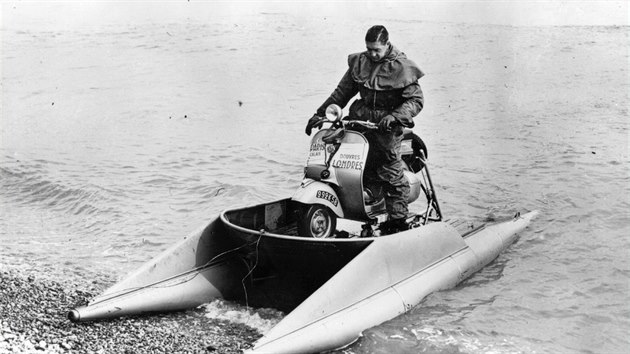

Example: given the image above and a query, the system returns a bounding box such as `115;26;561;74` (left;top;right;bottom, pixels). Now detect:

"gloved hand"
305;114;324;136
379;115;398;132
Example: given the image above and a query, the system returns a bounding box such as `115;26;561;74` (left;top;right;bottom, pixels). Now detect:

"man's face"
365;41;389;62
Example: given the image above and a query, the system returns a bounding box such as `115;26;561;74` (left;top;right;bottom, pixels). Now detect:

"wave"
0;164;115;217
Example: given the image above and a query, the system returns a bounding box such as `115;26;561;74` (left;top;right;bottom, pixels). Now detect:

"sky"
1;0;628;30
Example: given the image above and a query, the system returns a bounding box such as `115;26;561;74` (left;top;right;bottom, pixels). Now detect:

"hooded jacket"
316;44;424;128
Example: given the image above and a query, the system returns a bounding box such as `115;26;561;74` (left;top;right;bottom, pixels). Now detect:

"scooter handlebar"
344;120;378;130
316;118;377;131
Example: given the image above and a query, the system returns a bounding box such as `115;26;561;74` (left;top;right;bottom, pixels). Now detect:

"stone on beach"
0;267;260;353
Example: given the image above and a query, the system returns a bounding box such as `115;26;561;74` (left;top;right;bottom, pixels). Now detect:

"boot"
379;218;409;235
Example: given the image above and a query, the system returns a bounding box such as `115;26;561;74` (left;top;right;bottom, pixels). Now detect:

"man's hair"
365;25;389;44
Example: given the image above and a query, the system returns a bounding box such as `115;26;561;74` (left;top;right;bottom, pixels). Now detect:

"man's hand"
379;115;398;132
305;114;324;136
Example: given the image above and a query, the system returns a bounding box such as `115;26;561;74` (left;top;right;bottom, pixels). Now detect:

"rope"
241;233;262;309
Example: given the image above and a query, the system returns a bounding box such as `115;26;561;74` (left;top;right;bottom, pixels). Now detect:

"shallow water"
1;12;628;354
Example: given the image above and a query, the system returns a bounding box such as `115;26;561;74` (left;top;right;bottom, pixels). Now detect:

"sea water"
1;10;628;354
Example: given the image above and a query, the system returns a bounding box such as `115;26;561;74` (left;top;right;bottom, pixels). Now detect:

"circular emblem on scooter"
326;145;336;154
320;169;330;179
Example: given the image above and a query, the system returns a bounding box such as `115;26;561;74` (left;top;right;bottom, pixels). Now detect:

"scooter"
292;104;442;238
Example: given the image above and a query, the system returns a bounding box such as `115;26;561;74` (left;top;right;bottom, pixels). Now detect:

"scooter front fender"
291;179;344;218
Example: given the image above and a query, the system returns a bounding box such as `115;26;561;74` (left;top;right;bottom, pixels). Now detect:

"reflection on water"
1;14;628;354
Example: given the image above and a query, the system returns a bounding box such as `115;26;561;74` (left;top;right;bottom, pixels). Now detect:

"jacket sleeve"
389;82;423;128
316;68;359;117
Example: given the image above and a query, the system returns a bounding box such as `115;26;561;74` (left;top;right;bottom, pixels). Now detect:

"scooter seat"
401;131;428;173
402;130;428;159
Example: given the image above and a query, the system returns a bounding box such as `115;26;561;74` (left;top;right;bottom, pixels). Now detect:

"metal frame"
414;151;443;225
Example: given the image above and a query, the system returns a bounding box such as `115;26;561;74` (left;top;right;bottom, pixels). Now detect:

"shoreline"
0;265;260;353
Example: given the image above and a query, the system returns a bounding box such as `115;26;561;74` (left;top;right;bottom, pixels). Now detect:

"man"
305;25;424;234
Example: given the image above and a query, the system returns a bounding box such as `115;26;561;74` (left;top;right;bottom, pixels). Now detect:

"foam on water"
364;326;533;354
200;299;284;335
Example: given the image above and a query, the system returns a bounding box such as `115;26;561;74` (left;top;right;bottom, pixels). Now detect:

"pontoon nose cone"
67;309;81;322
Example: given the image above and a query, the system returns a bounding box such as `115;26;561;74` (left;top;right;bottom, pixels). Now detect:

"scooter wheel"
297;204;337;238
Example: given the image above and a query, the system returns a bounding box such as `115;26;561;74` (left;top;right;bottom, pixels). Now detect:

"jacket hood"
348;44;424;90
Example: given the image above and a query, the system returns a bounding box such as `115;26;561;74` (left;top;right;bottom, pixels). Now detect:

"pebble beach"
0;266;260;354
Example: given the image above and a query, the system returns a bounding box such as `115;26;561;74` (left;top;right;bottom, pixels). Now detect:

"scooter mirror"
325;104;343;122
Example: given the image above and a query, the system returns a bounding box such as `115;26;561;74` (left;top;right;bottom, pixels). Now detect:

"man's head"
365;25;390;62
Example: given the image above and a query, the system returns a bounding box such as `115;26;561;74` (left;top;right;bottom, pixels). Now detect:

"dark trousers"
349;99;410;220
364;129;410;220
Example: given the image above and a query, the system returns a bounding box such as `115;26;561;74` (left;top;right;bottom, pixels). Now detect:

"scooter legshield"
291;179;345;218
